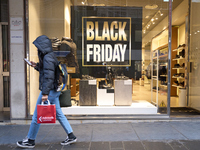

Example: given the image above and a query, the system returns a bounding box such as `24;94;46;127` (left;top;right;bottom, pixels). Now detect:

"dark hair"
38;50;44;70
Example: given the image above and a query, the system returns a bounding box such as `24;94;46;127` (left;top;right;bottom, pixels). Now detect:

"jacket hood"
33;35;53;54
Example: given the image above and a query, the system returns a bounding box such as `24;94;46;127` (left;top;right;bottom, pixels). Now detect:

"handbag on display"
59;89;72;107
37;100;56;124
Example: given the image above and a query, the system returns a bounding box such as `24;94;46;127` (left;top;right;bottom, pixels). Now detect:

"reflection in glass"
3;76;10;107
2;25;9;72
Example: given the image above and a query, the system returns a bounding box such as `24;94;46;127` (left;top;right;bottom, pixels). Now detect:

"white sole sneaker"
17;141;35;149
61;138;77;146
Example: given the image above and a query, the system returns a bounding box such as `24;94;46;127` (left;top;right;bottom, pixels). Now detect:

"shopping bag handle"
41;100;50;105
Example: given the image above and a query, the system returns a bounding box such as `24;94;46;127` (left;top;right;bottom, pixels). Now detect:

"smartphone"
23;58;32;65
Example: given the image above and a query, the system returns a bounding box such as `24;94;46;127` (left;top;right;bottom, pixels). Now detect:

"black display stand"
79;80;97;106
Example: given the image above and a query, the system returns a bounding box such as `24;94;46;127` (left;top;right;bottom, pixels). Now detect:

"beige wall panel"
29;0;44;114
43;0;65;39
29;0;66;114
179;23;185;45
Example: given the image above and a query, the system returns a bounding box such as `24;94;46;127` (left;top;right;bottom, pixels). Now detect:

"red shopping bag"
37;100;56;124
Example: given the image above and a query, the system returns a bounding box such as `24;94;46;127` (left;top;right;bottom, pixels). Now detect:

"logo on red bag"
38;116;54;122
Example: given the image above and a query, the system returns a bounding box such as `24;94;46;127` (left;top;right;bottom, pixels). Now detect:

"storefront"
2;0;200;120
27;0;176;117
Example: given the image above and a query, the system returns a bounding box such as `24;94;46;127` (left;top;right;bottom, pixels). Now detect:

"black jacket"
33;35;59;95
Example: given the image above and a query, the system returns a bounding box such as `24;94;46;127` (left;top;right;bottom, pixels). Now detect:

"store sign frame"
82;17;131;67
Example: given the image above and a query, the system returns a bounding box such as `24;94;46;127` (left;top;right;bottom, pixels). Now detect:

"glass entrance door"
0;23;10;111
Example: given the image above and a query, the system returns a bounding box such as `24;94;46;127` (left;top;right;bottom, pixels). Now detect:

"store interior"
28;0;191;115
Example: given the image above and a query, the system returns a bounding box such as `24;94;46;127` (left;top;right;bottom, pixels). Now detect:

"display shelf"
172;67;184;69
160;64;167;66
151;27;179;97
172;42;186;92
172;57;185;61
160;75;167;77
153;54;167;60
76;91;79;96
152;89;159;92
172;85;184;88
172;47;184;52
160;84;167;87
159;54;168;58
172;76;184;79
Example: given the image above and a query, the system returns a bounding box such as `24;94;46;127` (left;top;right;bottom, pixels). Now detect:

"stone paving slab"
90;142;110;150
37;125;66;144
92;123;139;141
110;141;123;149
170;121;200;140
1;121;200;150
0;125;30;144
33;125;55;144
62;142;90;150
181;140;200;150
0;125;13;136
132;122;187;140
142;141;173;150
123;141;145;150
48;143;63;150
71;124;93;142
1;141;200;150
168;141;188;150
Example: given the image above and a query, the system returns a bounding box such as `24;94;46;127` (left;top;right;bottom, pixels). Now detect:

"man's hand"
30;61;37;67
42;95;48;102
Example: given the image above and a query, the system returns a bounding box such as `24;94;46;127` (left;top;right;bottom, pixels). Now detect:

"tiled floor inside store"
132;82;180;107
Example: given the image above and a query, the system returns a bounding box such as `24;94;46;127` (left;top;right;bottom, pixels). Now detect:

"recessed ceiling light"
151;18;154;21
82;1;84;4
155;17;158;20
145;16;149;19
145;4;158;9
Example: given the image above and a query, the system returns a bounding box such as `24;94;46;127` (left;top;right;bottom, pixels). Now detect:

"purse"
37;100;56;124
59;90;72;107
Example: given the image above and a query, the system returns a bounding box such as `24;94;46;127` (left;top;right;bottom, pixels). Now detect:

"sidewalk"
0;120;200;149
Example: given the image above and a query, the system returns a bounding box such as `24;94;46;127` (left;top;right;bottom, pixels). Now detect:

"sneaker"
17;137;35;149
61;137;77;146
